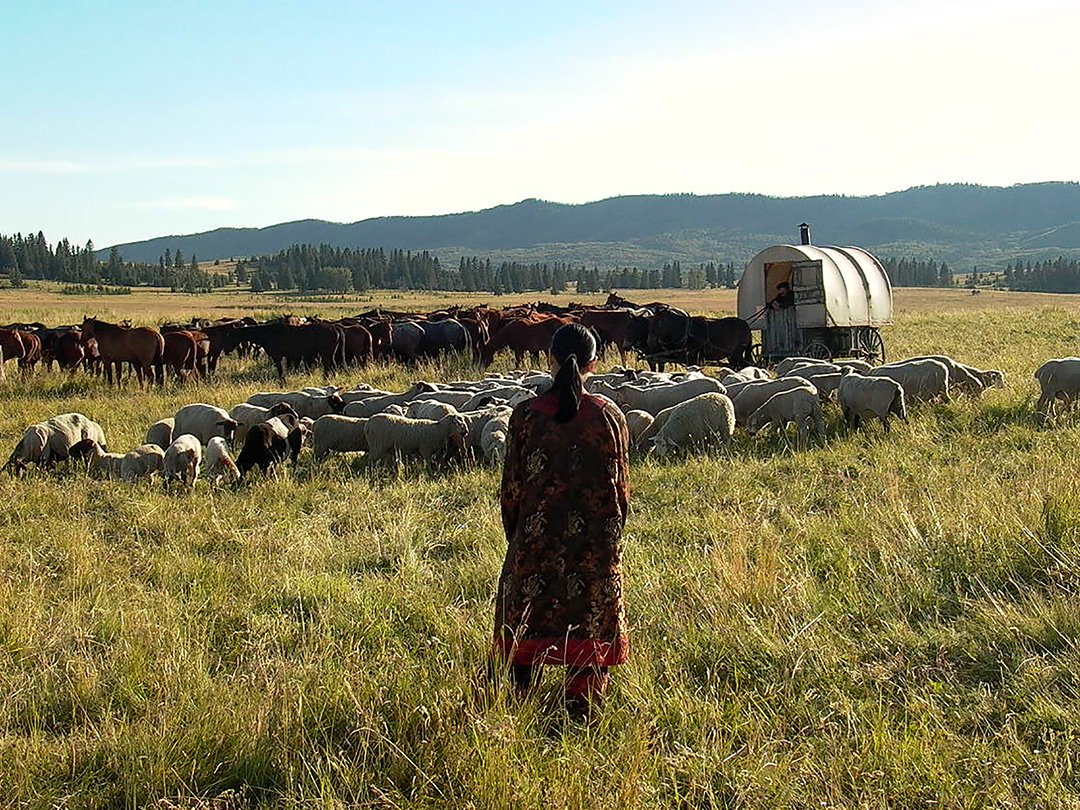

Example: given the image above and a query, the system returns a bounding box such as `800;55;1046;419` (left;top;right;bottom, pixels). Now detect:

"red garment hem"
494;634;629;667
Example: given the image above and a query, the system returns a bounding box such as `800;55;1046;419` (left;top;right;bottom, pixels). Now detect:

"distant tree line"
0;232;227;292
879;257;953;287
242;243;743;294
1001;257;1080;293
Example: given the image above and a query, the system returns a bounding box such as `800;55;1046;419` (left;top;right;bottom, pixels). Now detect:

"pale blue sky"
2;0;1078;247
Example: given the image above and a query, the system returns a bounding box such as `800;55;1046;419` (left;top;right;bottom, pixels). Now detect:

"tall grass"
0;300;1077;807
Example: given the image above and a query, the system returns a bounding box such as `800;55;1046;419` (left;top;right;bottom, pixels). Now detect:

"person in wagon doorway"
493;323;631;718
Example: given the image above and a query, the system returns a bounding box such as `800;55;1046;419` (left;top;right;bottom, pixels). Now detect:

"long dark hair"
550;323;598;423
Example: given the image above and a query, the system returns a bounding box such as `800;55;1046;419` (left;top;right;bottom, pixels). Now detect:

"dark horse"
222;321;345;383
628;307;754;371
80;317;164;385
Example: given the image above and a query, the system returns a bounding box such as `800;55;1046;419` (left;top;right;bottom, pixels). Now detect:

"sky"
2;0;1079;247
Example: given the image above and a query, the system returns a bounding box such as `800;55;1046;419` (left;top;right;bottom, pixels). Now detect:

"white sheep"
173;404;238;446
204;437;240;484
69;439;125;478
905;355;985;396
406;399;460;421
746;388;825;445
624;409;656;445
730;378;818;426
163;434;202;489
648;392;735;458
145;418;175;449
592;376;726;416
120;444;165;483
364;413;470;463
312;414;369;461
869;359;951;403
4;412;107;473
960;364;1005;391
246;390;345;419
838;369;907;432
229;402;299;445
1035;357;1080;418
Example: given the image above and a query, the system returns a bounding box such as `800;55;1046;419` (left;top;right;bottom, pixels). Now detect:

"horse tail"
153;332;166;385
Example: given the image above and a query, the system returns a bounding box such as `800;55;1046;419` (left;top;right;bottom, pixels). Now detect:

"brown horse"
479;314;574;369
80;317;164;385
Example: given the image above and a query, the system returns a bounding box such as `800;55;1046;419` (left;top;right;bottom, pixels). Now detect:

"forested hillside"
100;183;1080;273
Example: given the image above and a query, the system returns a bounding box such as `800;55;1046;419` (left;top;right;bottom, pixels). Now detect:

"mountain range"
102;182;1080;270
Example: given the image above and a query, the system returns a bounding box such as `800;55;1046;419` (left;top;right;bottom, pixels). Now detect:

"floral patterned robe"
494;392;631;668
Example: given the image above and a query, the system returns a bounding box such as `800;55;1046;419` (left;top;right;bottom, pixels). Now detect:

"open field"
0;288;1078;807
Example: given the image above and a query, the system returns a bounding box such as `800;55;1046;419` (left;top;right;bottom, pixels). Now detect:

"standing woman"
494;323;631;714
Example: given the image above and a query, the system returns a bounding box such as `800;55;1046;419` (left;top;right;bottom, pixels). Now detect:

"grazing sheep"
4;412;107;473
236;422;304;478
120;444;165;482
869;359;951;403
163;434;202;489
246;390;345;419
774;357;827;376
406;399;460;421
746;388;825;445
312;414;369;461
230;401;299;445
800;371;842;401
838;369;907;432
480;422;508;464
460;387;535;411
624;409;656;445
1035;357;1080;418
648;392;736;458
778;361;840;379
836;360;874;375
364;413;470;463
145;418;174;449
173;403;238;446
730;378;818;425
592;376;726;416
906;355;986;396
960;364;1005;391
68;438;125;478
204;437;240;484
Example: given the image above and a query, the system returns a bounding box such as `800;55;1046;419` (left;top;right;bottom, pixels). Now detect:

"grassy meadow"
0;286;1078;807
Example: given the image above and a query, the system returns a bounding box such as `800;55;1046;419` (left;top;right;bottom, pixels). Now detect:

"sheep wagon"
738;224;892;366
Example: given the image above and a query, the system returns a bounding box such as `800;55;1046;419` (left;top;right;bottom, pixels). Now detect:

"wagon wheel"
859;328;886;365
749;342;765;367
803;340;832;361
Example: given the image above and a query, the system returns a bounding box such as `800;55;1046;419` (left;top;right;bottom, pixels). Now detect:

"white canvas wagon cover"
738;243;892;329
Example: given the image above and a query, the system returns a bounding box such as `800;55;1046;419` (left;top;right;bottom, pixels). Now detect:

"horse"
479;314;573;369
80;317;165;386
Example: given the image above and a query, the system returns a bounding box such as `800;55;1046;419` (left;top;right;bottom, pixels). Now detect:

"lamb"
173;403;238;446
312;414;369;461
245;390;345;419
145;418;175;449
648;392;736;459
624;409;656;445
591;376;726;416
869;359;951;403
120;444;165;482
746;388;825;445
1034;357;1080;418
68;438;125;478
838;369;907;432
4;412;107;473
730;378;818;426
204;437;240;484
236;422;303;478
363;413;470;463
163;434;202;489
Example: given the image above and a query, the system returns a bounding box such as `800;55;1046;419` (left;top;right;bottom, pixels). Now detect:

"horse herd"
0;295;754;384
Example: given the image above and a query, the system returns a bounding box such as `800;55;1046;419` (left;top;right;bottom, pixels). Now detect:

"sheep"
68;438;125;478
905;355;986;396
624;409;656;445
775;357;828;376
163;434;202;489
204;437;240;485
730;378;818;426
364;413;470;464
173;403;238;446
406;399;460;421
340;386;395;405
145;418;174;449
836;360;874;375
799;371;843;401
230;402;299;445
235;423;297;478
4;412;107;473
312;414;369;461
746;388;825;445
120;444;165;483
778;361;840;379
591;376;726;416
460;387;535;411
1035;358;1080;418
869;359;951;403
246;390;346;419
838;369;907;432
480;422;508;464
960;364;1005;391
648;392;736;459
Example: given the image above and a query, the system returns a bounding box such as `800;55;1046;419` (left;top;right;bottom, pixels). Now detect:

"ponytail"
553;353;584;423
549;323;597;424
